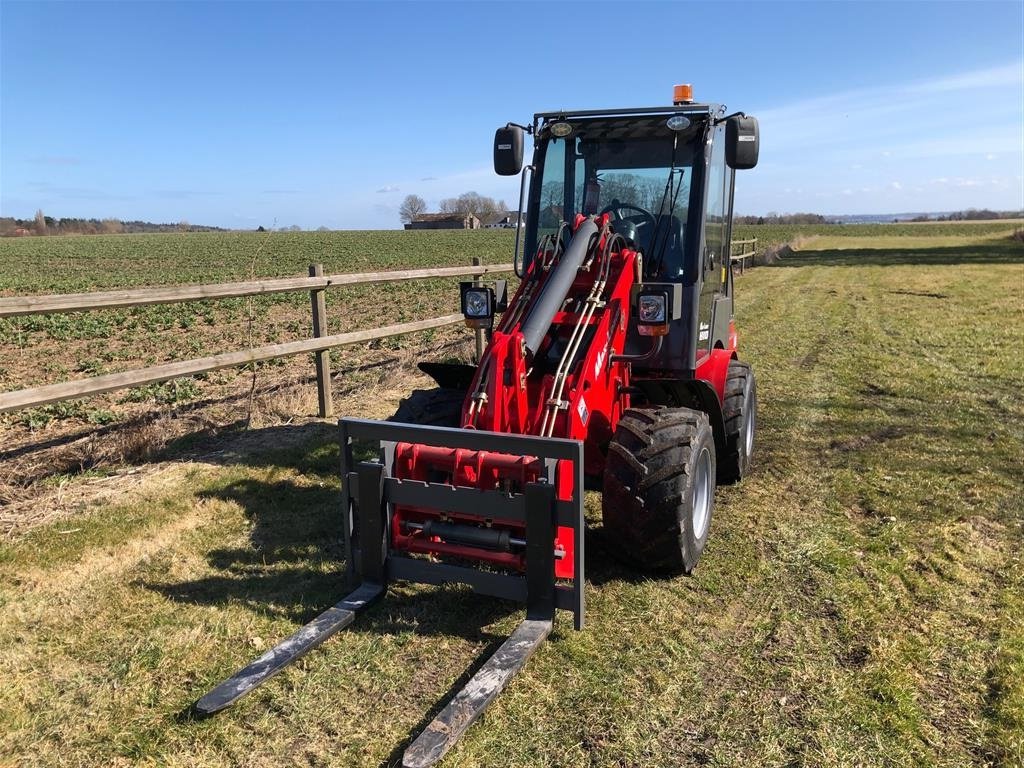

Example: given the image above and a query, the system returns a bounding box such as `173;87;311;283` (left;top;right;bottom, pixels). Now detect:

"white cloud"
376;185;400;193
905;62;1024;94
889;181;902;191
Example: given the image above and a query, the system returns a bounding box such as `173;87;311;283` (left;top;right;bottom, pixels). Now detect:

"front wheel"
601;407;717;574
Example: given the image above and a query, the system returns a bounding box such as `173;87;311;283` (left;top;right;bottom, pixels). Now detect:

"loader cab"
514;104;757;375
525;114;702;283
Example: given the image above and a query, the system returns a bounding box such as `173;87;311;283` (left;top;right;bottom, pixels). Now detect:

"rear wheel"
718;361;757;484
389;388;464;427
602;407;716;574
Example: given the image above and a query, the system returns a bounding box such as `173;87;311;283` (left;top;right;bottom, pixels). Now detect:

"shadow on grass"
774;240;1023;268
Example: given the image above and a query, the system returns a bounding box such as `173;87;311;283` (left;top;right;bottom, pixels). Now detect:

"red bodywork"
391;214;736;579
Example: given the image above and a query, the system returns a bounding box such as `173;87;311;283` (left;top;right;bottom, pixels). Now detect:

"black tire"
389;388;464;427
602;407;717;574
718;360;757;485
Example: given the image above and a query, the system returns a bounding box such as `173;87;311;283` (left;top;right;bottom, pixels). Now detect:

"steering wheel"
600;200;656;247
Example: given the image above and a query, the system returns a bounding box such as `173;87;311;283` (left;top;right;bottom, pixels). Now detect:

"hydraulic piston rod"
519;218;599;357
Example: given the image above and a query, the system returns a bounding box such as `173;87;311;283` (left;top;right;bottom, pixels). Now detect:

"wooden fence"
0;261;512;418
730;238;758;274
1;236;760;420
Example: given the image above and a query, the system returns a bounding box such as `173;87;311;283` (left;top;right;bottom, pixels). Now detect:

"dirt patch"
830;426;906;453
754;243;793;266
839;643;871;669
752;236;818;267
889;290;950;299
860;382;895;398
796;332;830;369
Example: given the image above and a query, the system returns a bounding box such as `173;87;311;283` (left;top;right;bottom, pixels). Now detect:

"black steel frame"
339;417;586;630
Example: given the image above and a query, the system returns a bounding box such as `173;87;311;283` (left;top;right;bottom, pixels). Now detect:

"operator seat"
644;214;685;280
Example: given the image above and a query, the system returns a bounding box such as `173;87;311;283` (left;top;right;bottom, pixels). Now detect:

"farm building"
486;212;524;229
405;213;482;230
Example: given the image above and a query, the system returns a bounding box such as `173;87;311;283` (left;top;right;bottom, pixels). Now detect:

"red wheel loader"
195;85;760;767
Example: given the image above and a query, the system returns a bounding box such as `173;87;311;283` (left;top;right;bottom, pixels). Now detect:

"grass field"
0;224;1022;766
1;221;1019;415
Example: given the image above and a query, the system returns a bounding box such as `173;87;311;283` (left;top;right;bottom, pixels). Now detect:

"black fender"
417;362;477;392
631;378;728;460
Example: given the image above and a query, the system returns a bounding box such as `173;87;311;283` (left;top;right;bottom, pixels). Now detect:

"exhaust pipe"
519;218;599;357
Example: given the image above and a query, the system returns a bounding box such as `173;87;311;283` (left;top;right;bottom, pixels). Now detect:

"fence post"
309;264;333;418
471;256;484;363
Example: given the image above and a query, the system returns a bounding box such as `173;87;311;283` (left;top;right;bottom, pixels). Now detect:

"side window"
721;166;735;293
537;139;567;233
698;125;727;354
703;124;727;270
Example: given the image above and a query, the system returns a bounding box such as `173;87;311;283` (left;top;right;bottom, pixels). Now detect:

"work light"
636;289;671;336
460;283;495;328
638;294;667;324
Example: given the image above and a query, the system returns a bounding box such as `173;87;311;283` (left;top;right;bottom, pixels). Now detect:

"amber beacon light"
673;83;694;104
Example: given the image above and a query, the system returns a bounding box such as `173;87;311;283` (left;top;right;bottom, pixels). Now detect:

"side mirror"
494;124;524;176
726;115;759;170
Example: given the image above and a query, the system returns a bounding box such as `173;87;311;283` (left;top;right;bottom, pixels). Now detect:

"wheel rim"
743;386;755;458
692;447;712;539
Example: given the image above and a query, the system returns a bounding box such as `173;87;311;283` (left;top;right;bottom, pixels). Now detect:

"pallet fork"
195;418;585;767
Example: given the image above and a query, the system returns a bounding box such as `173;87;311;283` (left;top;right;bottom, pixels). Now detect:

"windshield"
529;120;699;279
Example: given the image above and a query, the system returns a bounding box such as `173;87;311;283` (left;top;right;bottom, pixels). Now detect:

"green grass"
0;230;514;414
0;226;1022;766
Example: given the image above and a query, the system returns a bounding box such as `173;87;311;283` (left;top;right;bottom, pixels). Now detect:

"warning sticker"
576;397;589;426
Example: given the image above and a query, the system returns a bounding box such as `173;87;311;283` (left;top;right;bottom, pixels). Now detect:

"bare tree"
438;192;506;225
399;194;427;224
34;209;47;235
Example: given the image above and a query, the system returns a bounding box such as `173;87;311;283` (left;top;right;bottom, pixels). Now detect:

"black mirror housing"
726;115;759;170
494;125;524;176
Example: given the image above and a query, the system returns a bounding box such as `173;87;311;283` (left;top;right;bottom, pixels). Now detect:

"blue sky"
1;0;1021;229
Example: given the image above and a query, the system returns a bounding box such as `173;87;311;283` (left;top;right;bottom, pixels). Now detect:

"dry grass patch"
0;228;1021;767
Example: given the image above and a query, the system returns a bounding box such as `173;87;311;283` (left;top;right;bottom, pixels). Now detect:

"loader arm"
392;213;640;580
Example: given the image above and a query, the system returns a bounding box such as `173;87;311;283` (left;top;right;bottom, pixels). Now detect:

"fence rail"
0;261;512;416
0;264;513;318
0;315;464;414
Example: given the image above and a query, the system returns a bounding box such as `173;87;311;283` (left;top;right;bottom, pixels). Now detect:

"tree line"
910;208;1023;222
734;213;829;225
1;210;224;236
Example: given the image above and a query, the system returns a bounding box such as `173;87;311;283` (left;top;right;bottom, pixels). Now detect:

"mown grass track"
0;228;1021;767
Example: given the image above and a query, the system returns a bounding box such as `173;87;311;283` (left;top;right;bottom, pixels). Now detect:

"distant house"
13;227;31;237
486;212;523;229
405;213;481;230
